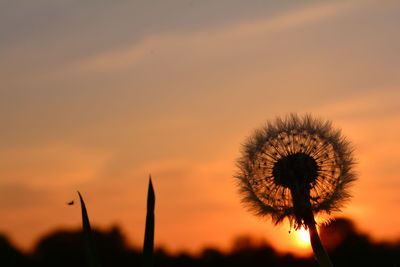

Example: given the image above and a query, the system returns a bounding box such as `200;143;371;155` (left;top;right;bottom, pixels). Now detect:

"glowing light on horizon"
295;227;310;248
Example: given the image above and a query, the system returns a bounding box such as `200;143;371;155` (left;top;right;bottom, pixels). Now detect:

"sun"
295;227;310;248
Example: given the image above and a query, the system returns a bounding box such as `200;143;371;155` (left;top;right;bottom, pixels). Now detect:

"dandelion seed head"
235;113;356;229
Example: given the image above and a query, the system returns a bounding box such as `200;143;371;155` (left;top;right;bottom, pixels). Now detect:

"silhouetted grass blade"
78;191;102;267
142;176;155;267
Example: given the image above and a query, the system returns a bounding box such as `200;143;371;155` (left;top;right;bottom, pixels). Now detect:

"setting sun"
295;227;311;248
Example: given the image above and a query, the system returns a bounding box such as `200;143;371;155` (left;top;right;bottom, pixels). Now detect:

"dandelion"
235;114;356;267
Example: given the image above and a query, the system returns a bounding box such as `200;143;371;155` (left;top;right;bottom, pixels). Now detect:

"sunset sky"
1;0;400;256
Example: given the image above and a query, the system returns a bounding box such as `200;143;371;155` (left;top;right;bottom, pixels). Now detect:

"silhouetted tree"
0;234;31;267
32;226;140;267
2;218;399;266
320;218;400;266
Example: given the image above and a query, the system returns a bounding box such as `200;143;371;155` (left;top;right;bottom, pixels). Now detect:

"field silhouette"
1;217;399;267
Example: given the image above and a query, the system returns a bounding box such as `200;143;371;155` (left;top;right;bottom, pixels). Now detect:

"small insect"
67;200;74;205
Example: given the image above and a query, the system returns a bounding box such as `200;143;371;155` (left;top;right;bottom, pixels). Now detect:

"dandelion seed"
235;113;356;267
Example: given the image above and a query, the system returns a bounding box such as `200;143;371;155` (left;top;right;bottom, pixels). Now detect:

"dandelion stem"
308;219;333;267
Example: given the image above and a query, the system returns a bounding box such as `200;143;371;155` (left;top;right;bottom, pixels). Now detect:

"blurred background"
0;0;399;264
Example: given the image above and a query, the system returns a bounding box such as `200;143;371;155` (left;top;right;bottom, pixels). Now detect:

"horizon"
1;215;397;258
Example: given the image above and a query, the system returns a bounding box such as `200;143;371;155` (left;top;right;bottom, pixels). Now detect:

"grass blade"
78;191;102;267
142;176;155;267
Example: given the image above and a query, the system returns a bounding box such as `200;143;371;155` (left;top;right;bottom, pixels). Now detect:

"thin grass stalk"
142;176;155;267
78;191;102;267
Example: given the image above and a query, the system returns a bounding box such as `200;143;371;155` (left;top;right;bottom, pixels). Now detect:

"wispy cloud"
74;1;358;73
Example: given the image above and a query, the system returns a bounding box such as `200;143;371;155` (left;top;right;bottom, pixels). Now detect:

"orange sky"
1;0;400;256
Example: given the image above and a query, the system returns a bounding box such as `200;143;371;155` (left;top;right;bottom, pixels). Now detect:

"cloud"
0;144;109;186
73;1;358;74
0;183;49;211
314;88;400;240
315;87;400;121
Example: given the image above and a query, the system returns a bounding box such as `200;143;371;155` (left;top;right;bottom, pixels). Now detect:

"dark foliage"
31;226;140;267
319;218;400;267
0;218;399;267
0;234;31;266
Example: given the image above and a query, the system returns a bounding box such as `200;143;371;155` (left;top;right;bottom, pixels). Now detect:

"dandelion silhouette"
235;114;356;267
